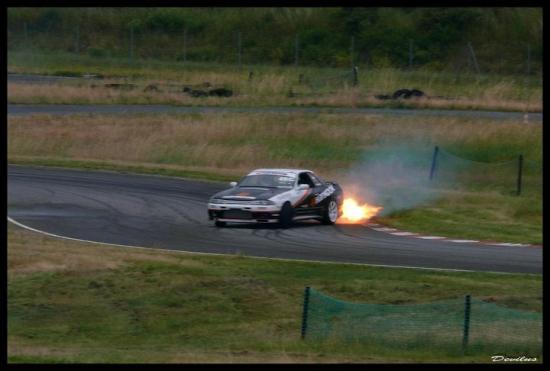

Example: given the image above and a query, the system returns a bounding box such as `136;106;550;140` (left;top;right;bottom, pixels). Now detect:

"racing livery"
208;169;344;227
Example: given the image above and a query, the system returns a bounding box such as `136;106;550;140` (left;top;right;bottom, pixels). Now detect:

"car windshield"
239;174;296;188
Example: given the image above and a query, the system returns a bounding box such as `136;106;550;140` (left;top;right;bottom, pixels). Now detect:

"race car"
207;168;344;227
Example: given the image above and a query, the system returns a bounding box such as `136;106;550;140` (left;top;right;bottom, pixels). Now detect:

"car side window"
308;173;323;187
298;172;315;187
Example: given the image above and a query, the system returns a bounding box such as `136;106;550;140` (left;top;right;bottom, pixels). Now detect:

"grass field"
7;51;542;112
7;225;542;363
7;112;542;244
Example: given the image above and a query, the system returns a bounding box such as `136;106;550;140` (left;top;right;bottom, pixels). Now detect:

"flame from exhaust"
338;198;382;224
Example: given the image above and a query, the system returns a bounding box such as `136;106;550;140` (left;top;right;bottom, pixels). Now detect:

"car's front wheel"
279;202;294;228
215;220;227;227
322;198;339;225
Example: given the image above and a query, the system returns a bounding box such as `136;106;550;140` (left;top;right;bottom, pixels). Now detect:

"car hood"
212;186;290;201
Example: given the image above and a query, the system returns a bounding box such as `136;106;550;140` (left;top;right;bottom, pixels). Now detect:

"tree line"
7;7;542;74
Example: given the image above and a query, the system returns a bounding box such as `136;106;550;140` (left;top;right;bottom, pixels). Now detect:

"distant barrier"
301;287;542;356
429;146;542;196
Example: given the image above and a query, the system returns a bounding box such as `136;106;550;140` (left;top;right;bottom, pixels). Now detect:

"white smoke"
339;145;444;216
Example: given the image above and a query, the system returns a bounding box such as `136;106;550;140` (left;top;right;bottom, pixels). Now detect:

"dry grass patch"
294;91;541;112
7;225;205;279
8;112;541;178
8;72;542;111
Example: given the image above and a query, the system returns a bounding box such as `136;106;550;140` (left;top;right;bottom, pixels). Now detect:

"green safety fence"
301;287;542;356
429;146;542;197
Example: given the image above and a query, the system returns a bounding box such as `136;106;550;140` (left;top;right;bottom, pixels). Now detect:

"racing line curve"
7;165;541;274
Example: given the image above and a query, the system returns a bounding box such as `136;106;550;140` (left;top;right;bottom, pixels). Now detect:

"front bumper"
208;202;281;223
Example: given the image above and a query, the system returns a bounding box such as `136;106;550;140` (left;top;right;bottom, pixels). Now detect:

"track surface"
8;165;541;274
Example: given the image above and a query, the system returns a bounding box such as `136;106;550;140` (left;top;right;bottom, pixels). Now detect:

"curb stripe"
372;227;398;232
390;232;419;236
365;223;540;248
491;243;529;247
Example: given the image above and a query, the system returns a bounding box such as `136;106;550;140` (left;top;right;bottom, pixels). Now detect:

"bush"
143;9;185;33
88;47;109;58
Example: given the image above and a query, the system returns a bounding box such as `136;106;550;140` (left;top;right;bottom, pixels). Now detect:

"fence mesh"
304;288;542;356
430;147;542;197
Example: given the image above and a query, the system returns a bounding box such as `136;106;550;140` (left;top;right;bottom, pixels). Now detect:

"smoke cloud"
338;145;443;216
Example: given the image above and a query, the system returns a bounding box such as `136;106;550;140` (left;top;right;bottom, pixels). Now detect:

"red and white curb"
364;223;542;248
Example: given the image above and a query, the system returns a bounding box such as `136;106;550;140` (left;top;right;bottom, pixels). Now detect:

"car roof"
247;168;313;176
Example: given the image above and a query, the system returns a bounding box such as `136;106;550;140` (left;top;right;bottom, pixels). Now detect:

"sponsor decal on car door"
294;173;325;214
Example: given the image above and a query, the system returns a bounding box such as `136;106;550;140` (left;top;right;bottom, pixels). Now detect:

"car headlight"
210;198;228;204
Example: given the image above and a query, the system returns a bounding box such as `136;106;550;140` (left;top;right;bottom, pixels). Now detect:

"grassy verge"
7;225;542;363
7;51;542;112
7;112;542;244
375;190;542;244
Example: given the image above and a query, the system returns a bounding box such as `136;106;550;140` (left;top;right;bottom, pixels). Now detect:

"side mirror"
298;184;310;190
229;181;237;187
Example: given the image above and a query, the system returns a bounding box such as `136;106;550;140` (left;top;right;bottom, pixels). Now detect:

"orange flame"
338;198;382;224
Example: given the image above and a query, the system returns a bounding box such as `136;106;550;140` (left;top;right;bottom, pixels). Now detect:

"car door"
294;172;324;216
308;172;335;216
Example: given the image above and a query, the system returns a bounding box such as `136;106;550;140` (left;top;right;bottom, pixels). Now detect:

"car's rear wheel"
322;198;339;225
279;202;293;228
215;220;226;227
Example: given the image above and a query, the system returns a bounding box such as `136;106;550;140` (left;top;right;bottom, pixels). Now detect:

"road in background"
6;104;542;121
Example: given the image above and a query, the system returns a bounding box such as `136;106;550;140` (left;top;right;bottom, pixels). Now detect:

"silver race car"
208;168;344;227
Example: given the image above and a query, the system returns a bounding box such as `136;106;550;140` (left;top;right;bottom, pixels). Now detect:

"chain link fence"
301;287;542;357
430;146;542;196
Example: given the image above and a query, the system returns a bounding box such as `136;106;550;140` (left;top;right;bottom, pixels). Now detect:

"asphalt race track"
7;165;542;274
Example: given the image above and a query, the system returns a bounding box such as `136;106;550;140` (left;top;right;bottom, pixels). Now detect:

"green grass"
8;50;542;111
7;225;542;363
376;190;542;244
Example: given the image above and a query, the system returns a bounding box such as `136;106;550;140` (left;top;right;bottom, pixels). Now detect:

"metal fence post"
237;31;242;69
75;24;80;54
301;286;311;340
23;22;29;46
517;154;524;196
462;294;471;354
129;26;134;61
294;34;299;67
409;39;414;70
350;35;355;67
467;41;480;77
183;28;187;63
429;146;439;180
527;45;531;77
